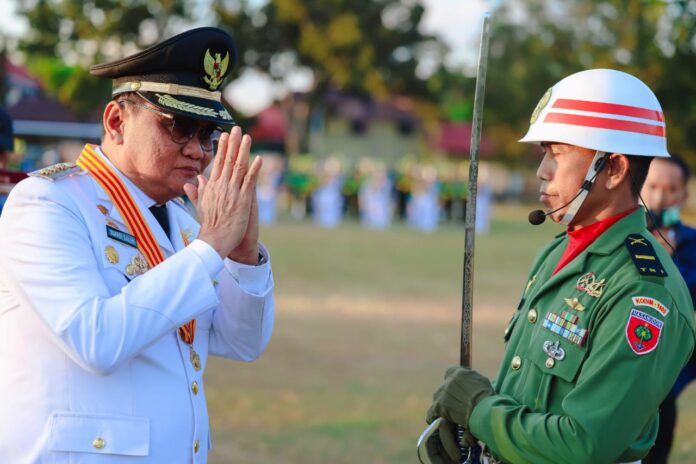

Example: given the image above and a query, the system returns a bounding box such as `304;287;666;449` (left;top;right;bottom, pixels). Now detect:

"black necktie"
149;204;170;239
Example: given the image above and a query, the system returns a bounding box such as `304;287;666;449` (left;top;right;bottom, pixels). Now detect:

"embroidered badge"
575;272;605;298
542;311;588;346
632;296;669;317
203;49;230;90
625;308;663;355
625;234;668;277
106;225;138;249
564;297;585;312
543;340;566;360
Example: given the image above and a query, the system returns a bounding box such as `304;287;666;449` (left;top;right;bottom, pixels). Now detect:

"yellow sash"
77;144;196;344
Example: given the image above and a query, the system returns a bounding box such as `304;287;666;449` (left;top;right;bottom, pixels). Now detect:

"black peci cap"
90;27;237;126
0;107;14;153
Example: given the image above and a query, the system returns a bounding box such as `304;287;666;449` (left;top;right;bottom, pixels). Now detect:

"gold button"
545;357;555;369
527;309;538;323
191;381;199;395
194;438;200;453
92;437;106;449
511;356;522;370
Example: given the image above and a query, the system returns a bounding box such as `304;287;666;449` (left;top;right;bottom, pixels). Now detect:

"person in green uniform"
420;69;696;464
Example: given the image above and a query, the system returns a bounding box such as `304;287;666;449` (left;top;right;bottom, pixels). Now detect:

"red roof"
434;122;493;156
8;95;79;122
248;105;287;142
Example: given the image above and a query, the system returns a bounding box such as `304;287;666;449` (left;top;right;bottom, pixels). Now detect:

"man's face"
640;159;688;211
536;143;597;224
120;100;216;203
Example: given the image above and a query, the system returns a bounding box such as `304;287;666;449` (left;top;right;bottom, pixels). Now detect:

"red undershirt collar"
552;207;639;275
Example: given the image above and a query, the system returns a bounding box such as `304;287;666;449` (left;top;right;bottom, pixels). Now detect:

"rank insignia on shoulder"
626;308;663;355
632;296;669;317
625;234;667;277
29;162;83;181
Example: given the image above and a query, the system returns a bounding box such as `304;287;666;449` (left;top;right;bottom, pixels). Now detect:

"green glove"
426;366;494;428
417;418;478;464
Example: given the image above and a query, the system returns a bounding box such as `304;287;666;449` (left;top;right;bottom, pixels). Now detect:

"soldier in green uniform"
420;69;695;464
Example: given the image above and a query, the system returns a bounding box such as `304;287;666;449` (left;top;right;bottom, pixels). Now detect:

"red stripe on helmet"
544;112;665;137
552;98;664;122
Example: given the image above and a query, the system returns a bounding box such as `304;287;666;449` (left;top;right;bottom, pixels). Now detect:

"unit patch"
632;296;669;317
625;234;667;277
106;226;138;248
542;311;588;346
575;272;605;298
625;308;663;355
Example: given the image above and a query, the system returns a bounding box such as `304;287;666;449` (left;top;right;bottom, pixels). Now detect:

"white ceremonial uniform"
0;147;275;463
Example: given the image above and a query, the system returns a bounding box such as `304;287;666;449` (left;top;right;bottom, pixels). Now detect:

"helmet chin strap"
557;151;609;226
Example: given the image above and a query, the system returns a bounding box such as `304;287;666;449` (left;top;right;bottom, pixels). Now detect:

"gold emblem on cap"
105;245;119;264
203;49;230;90
530;88;552;125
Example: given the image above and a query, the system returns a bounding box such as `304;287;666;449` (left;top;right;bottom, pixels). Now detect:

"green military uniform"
469;209;695;463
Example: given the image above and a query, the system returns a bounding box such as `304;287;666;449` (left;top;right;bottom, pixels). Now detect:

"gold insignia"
203;49;230;90
97;204;109;215
29;162;82;181
125;254;149;276
525;275;537;294
190;349;202;371
530;88;552;124
564;297;586;312
628;237;648;247
575;272;605;298
105;245;119;264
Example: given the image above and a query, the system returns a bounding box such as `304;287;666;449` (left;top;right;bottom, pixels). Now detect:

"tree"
482;0;696;166
212;0;446;151
15;0;194;118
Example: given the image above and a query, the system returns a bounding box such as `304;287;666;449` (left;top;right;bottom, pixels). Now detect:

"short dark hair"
658;153;691;185
627;155;654;199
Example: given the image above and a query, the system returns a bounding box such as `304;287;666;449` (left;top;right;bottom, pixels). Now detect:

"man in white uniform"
0;27;274;463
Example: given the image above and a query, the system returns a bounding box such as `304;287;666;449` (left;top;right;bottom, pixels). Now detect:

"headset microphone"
527;198;577;225
528;152;610;226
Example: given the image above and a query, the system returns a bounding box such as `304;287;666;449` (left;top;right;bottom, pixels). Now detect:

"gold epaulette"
29;162;83;181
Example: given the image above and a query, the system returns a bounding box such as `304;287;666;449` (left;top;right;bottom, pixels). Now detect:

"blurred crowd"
255;154;527;233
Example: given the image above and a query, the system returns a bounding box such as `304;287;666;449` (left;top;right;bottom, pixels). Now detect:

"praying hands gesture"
183;126;262;265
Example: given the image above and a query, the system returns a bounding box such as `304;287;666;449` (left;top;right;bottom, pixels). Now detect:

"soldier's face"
122;103;214;203
640;159;688;211
536;143;595;223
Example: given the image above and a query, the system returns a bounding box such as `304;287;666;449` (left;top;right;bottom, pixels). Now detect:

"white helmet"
519;69;669;157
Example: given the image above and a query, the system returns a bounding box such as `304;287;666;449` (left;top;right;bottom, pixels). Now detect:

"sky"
0;0;496;115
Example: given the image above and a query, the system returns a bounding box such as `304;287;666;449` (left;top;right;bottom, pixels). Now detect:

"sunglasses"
118;99;224;153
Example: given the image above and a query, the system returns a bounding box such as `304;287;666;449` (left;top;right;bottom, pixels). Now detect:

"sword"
417;12;492;464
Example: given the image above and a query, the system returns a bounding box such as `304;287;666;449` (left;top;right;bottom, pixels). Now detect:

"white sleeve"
0;179;222;375
208;242;275;361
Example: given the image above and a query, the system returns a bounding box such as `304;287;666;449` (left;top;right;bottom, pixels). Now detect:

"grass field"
204;204;696;463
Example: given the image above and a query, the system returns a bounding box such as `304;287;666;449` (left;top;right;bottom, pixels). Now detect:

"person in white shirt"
0;27;275;463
